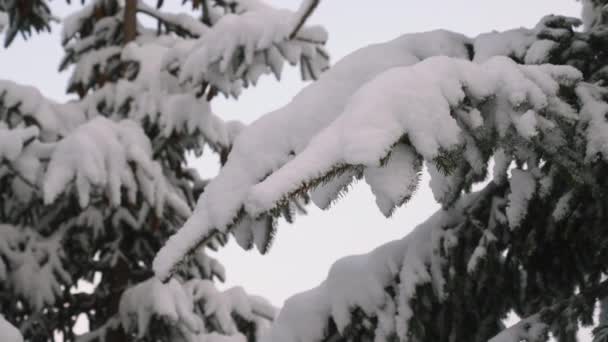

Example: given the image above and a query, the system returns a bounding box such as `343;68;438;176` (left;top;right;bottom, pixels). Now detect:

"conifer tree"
0;0;328;341
154;1;608;341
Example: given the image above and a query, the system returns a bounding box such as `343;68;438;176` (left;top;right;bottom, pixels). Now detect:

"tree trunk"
105;4;138;340
104;256;131;342
123;0;137;44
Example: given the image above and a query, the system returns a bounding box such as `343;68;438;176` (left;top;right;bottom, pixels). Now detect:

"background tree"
154;1;608;341
0;0;328;341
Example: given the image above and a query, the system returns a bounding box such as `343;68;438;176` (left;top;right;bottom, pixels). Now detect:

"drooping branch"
489;278;608;342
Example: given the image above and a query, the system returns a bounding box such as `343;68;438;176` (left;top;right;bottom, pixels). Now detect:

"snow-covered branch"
173;0;329;96
153;28;582;280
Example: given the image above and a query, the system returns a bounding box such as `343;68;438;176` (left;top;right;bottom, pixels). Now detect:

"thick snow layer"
154;30;473;280
43;116;191;218
120;277;275;340
473;28;536;63
473;16;573;65
524;39;558;64
69;46;122;88
136;1;209;37
310;168;358;210
61;1;96;43
506;169;536;229
120;278;203;338
95;40;242;151
154;26;582;280
0;80;87;137
0;124;39;162
0;315;22;342
244;57;576;217
265;195;472;342
363;144;421;217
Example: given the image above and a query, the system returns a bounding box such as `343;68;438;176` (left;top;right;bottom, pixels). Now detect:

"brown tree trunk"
123;0;137;44
105;4;138;341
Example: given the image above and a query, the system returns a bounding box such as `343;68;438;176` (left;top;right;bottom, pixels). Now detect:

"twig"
289;0;321;39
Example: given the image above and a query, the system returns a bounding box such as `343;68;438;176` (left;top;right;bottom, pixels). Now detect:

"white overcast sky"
2;0;584;332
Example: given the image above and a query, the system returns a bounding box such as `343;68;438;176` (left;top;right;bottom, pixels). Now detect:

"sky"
1;0;585;337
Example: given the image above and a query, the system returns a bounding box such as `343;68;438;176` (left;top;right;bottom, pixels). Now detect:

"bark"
123;0;138;44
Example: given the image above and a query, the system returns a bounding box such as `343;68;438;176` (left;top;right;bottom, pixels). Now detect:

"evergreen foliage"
0;0;326;341
154;1;608;341
6;1;608;342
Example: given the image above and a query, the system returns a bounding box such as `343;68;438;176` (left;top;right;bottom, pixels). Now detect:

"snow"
492;148;511;185
552;190;574;222
43;116;191;218
0;80;86;137
265;194;473;342
120;277;275;340
524;39;558;64
0;124;39;162
473;15;578;65
244;56;574;216
428;161;463;205
0;224;72;311
177;0;329;95
187;280;277;332
68;46;122;89
120;277;203;338
0;315;22;342
513;109;539;139
154;25;583;281
61;1;96;44
136;1;209;37
577;83;608;162
488;314;547;342
473;28;536;63
0;11;7;33
363;144;421;217
505;169;536;229
310;168;358;210
154;30;473;280
466;230;497;274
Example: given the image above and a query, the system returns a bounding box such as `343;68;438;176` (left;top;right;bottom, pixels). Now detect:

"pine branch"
289;0;321;40
136;1;209;37
489;278;608;342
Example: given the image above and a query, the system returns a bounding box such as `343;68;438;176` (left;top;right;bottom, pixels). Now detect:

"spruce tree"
0;0;328;341
154;1;608;341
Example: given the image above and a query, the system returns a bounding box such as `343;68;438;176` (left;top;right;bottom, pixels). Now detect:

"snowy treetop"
60;0;329;99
